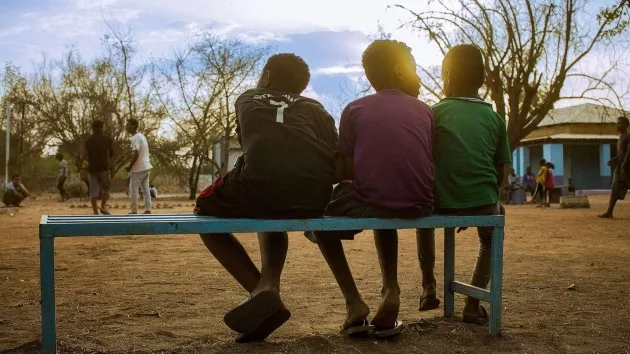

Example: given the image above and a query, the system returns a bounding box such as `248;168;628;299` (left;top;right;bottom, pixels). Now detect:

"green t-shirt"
432;97;512;209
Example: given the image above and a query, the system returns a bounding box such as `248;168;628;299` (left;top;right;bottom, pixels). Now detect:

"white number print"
269;100;289;123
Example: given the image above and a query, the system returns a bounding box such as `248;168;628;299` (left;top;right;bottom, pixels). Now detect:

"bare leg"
416;228;437;299
463;227;492;318
599;195;617;218
100;193;110;214
90;198;99;215
252;232;288;296
316;233;370;327
371;229;400;329
200;233;260;292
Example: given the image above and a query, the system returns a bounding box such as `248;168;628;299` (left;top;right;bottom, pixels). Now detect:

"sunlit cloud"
313;65;364;76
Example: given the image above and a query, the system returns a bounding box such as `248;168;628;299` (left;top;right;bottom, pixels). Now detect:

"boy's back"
341;90;434;210
432;97;511;209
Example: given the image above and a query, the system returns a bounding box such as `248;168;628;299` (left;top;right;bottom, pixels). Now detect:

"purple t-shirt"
339;90;434;210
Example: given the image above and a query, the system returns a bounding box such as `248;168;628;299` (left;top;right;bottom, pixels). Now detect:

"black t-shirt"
86;133;114;173
200;88;338;218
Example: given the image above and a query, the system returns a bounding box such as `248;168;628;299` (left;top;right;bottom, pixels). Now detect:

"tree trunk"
191;156;203;199
220;134;230;177
188;154;198;200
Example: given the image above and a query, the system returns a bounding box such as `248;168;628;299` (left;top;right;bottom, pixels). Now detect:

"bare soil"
1;196;629;353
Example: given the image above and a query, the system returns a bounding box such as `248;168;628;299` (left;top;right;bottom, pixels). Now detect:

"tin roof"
520;134;619;143
538;103;629;127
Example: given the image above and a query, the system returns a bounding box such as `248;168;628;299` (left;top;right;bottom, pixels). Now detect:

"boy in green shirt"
416;45;511;324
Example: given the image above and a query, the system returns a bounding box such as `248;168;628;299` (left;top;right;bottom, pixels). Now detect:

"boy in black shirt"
195;53;338;342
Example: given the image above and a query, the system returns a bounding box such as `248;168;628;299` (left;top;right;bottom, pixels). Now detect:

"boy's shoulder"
348;91;431;111
433;97;503;122
239;88;327;111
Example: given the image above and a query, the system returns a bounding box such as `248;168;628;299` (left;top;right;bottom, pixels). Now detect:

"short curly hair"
618;116;629;126
362;39;414;91
443;44;485;90
264;53;310;94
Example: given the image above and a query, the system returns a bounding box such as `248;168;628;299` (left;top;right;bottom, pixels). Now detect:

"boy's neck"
446;89;479;99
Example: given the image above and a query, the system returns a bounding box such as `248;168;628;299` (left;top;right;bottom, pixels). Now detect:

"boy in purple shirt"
312;39;434;338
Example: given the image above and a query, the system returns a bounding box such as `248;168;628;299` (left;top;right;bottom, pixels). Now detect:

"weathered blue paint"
39;234;56;354
451;281;491;302
39;214;506;349
41;215;504;237
489;226;505;336
512;146;531;177
543;143;564;175
599;144;612;177
443;227;455;317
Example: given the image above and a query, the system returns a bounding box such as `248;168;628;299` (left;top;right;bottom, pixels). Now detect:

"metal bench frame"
39;214;505;353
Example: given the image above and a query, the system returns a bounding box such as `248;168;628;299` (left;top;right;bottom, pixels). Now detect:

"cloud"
301;85;325;102
313;65;363;76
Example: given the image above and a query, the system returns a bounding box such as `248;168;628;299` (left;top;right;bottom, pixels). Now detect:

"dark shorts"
313;182;432;240
612;172;628;201
88;171;111;199
194;175;327;219
417;202;505;244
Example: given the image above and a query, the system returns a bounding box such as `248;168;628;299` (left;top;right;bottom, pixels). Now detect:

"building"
210;138;242;182
512;103;629;190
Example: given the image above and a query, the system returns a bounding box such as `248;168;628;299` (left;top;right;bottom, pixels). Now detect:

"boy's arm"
336;155;354;182
126;137;139;172
493;116;512;188
336;105;356;182
622;137;630;181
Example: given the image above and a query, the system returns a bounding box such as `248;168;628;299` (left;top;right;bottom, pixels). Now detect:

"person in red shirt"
543;162;555;207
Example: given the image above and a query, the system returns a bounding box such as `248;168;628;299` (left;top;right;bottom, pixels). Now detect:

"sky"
0;0;627;115
0;0;444;114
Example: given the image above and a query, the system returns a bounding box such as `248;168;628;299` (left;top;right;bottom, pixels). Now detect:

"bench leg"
443;227;455;317
40;235;57;354
489;226;504;336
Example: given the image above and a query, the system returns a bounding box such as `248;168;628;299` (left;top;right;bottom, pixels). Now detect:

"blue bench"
39;214;505;353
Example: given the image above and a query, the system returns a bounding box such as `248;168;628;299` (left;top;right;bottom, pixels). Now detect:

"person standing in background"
125;119;152;215
599;116;630;218
86;120;113;215
55;153;70;201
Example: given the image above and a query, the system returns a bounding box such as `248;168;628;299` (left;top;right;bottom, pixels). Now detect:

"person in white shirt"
125;119;152;214
3;174;29;207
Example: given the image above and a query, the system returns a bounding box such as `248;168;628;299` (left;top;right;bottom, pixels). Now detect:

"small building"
513;103;629;190
211;138;242;182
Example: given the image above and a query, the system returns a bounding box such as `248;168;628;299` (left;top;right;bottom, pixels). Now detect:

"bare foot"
342;300;370;329
419;282;440;311
598;213;613;219
371;287;400;329
462;301;486;320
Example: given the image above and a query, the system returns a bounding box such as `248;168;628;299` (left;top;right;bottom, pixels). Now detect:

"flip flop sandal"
235;306;291;343
463;305;489;325
372;320;404;339
340;319;375;337
419;296;441;311
224;291;283;334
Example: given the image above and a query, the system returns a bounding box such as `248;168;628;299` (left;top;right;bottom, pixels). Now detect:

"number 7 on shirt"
269;100;289;123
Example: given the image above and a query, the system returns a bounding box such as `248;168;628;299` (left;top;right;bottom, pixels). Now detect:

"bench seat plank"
40;214;504;237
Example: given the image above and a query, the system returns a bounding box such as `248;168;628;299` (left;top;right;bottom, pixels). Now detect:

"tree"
396;0;630;151
0;64;50;175
25;25;164;175
153;33;269;199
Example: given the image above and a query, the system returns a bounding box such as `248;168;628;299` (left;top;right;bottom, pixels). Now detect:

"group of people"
84;119;154;215
191;40;511;342
506;161;557;206
1;119;155;214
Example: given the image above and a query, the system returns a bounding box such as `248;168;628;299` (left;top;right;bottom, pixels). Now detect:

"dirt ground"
1;195;629;353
